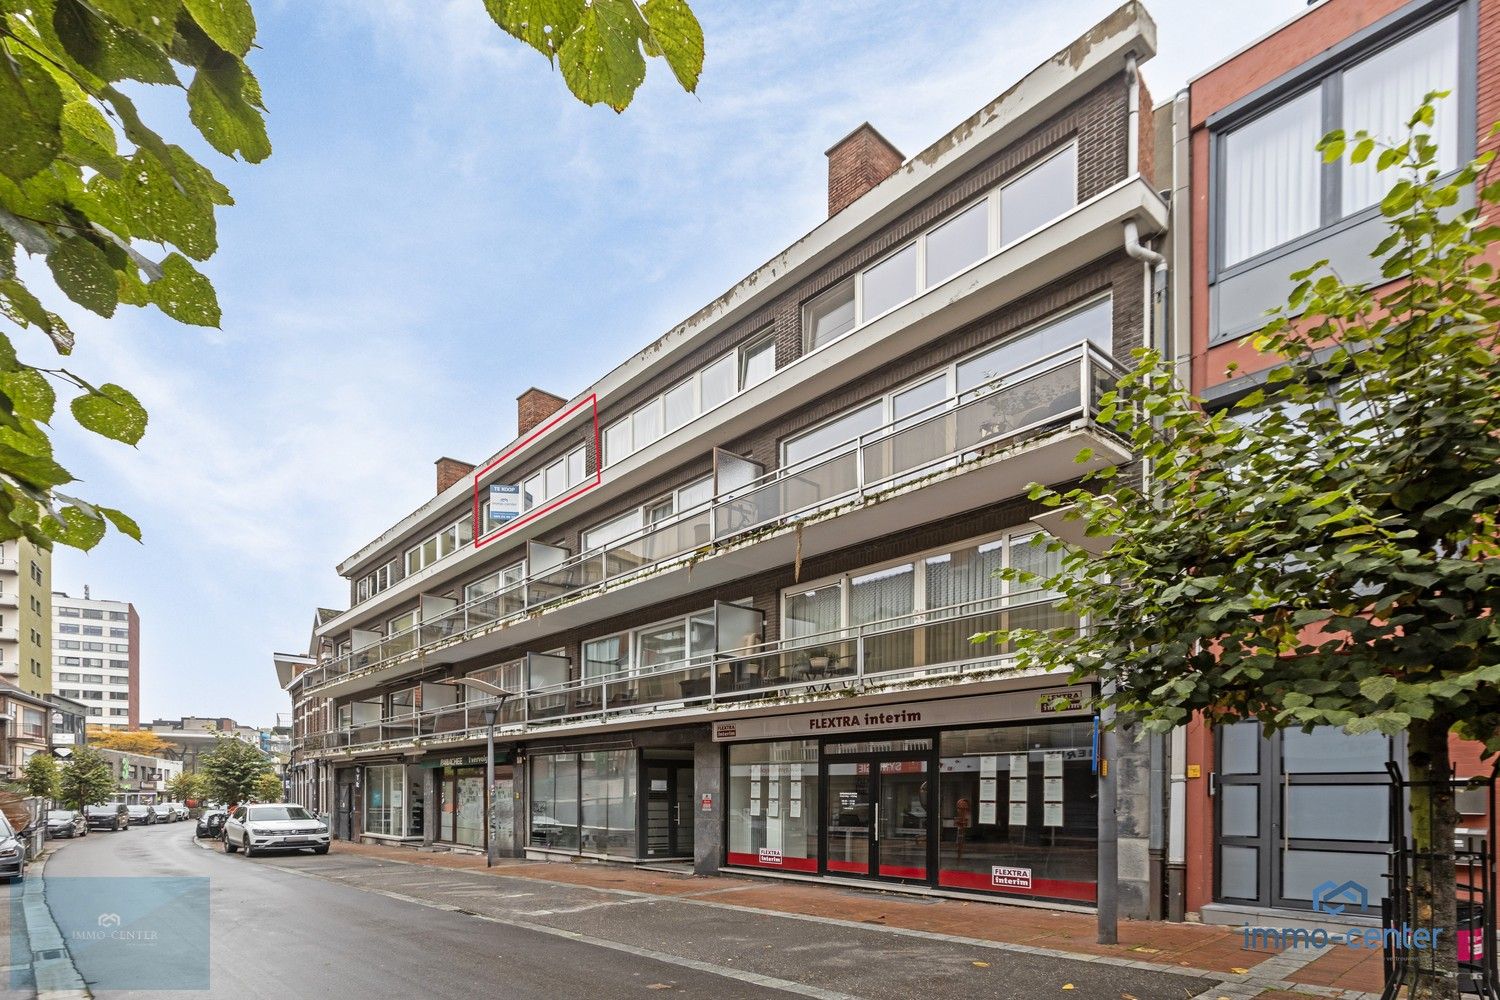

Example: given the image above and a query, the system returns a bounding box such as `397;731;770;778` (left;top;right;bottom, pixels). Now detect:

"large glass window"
804;280;856;351
530;751;635;858
363;764;411;838
700;353;737;411
1222;90;1323;267
727;741;819;871
783;401;883;466
1218;12;1459;268
860;244;917;320
956;298;1112;398
1000;143;1078;245
925;201;989;287
784;584;841;646
938;723;1097;901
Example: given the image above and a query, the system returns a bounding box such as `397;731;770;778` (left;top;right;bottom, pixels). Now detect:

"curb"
20;856;90;999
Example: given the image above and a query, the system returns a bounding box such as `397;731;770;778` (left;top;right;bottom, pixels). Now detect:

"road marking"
260;861;863;1000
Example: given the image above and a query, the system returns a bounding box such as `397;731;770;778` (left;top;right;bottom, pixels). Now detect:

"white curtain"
1341;14;1458;215
1223;88;1323;266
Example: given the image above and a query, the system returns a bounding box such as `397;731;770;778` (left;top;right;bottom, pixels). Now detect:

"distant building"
96;747;182;804
0;538;52;696
147;716;270;774
45;693;88;748
51;590;139;729
0;681;55;780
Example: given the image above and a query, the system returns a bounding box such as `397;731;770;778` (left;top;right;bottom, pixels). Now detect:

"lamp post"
440;677;516;867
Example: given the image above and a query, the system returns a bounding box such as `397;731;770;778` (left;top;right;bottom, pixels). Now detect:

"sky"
39;0;1310;727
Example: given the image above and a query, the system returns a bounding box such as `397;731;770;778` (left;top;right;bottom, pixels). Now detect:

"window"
700;352;737;410
108;644;127;653
109;628;127;638
583;509;642;553
57;640;79;650
57;673;79;683
956;297;1113;398
83;626;102;636
82;609;102;620
108;611;127;621
58;608;79;617
861;244;918;320
364;764;411;838
999;143;1078;245
603;420;631;466
632;400;663;450
1218;12;1459;268
925;200;989;287
804;280;856;351
529;750;636;858
783;401;883;466
739;338;775;390
59;624;78;635
582;476;713;552
727;741;819;870
663;379;695;432
403;516;471;577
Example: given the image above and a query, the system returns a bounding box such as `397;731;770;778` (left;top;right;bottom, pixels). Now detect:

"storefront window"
727;741;819;871
937;723;1097;902
531;750;636;857
363;764;410;838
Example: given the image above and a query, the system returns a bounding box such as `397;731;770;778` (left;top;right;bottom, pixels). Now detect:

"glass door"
823;744;933;883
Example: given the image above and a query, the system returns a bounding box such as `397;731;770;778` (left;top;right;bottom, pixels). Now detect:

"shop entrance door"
644;761;694;858
823;742;933;884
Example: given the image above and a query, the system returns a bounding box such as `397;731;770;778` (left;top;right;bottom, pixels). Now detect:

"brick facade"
826;123;905;217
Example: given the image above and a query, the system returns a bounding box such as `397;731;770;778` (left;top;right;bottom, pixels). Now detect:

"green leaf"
1358;675;1397;704
186;52;270;162
182;0;256;57
52;0;180;85
150;252;219;326
0;49;65;181
642;0;704;92
47;235;119;317
71;382;147;445
90;0;184;45
99;505;141;541
40;504;106;551
559;0;647;112
0;369;56;423
483;0;584;61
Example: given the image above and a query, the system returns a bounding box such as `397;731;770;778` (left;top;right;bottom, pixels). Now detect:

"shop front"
424;748;515;853
717;687;1099;904
356;759;424;844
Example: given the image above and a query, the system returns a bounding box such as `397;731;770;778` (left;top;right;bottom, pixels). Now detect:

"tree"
988;98;1498;1000
21;753;59;800
58;746;116;811
167;770;202;803
87;727;171;756
198;735;270;804
0;0;699;554
250;771;281;802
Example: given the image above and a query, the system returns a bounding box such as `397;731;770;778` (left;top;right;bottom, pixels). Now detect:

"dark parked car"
84;804;129;832
196;810;227;839
45;810;87;839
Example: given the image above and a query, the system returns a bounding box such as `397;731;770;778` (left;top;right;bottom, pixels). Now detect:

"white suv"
223;804;329;857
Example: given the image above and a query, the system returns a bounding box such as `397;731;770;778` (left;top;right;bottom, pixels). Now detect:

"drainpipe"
1168;724;1188;921
1097;686;1118;944
1126;54;1140;178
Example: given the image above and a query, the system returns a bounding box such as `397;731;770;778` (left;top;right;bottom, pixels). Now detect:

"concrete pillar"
422;767;437;846
1113;724;1157;920
692;738;721;876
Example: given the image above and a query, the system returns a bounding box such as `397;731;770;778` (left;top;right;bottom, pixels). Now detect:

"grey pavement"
39;823;1219;999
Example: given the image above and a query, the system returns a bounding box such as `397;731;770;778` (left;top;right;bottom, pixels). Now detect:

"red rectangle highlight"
472;393;601;549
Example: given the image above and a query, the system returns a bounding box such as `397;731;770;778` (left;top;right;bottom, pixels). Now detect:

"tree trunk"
1407;718;1460;1000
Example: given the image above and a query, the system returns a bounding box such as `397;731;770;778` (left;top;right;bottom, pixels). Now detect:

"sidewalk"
326;839;1385;998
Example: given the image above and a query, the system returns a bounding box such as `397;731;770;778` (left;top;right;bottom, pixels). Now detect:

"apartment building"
0;539;52;696
0;681;55;780
1177;0;1498;925
277;619;335;817
288;5;1170;914
97;747;181;805
52;590;140;730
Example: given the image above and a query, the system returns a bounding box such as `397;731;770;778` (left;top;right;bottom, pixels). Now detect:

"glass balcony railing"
304;591;1078;753
307;341;1122;694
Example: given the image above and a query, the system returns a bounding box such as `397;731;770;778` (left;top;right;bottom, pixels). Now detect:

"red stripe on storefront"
725;851;819;873
938;869;1098;903
825;859;866;874
878;865;927;880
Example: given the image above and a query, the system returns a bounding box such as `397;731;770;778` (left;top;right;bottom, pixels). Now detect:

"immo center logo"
1240;879;1444;952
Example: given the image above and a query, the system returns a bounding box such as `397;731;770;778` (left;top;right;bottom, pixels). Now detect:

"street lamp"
439;677;516;867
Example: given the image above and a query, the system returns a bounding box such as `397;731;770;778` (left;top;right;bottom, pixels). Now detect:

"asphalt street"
32;823;1215;1000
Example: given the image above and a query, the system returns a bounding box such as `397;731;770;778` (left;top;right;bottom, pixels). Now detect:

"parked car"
150;802;176;823
223;803;329;857
170;802;190;821
124;803;156;826
84;804;129;832
44;810;87;839
0;811;29;882
195;809;227;840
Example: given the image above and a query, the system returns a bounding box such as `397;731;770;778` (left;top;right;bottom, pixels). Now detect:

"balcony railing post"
856;631;866;682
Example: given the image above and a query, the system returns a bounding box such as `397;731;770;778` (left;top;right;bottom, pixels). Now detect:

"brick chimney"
518;387;567;436
435;457;475;494
826;123;904;217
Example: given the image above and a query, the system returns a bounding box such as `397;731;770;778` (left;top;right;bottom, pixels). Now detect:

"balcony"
307;342;1128;699
308;590;1071;755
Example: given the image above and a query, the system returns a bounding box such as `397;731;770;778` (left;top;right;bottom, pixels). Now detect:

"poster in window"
750;764;762;781
789;798;801;819
768;763;781;782
1008;753;1027;774
1044;777;1063;801
978;800;997;825
1008;801;1027;825
979;778;997;801
1044;802;1064;827
1044;752;1063;777
980;755;997;777
1009;777;1028;801
749;795;760;817
767;796;779;818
